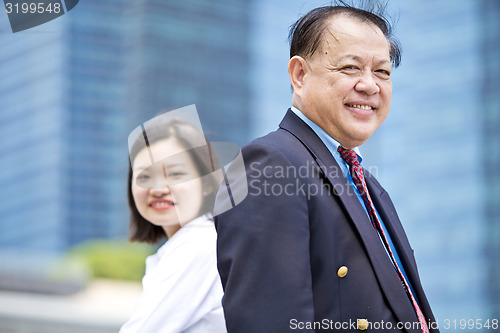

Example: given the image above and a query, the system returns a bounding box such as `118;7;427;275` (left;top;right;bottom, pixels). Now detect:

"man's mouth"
346;104;374;110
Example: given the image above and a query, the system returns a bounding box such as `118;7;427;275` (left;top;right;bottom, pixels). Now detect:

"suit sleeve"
215;142;316;332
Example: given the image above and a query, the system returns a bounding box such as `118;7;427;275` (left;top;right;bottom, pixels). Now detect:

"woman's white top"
120;215;227;333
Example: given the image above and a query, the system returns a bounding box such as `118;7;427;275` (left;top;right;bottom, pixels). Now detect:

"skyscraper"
126;0;251;145
0;7;68;253
481;0;500;319
0;0;251;256
1;0;498;327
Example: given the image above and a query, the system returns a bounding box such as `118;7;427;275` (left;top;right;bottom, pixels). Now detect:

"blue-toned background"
0;0;498;331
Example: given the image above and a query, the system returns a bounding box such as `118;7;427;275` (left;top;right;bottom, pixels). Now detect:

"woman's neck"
163;224;181;238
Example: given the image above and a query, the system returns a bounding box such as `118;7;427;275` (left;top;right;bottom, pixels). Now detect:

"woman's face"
131;138;205;232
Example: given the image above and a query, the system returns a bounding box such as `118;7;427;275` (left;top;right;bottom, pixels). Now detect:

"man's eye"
341;65;358;71
376;69;391;77
137;174;150;179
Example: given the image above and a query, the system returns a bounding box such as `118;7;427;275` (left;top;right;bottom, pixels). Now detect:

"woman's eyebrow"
163;162;184;168
133;165;148;172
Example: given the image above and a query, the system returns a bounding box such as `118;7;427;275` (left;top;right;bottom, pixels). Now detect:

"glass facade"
364;0;487;321
0;11;66;253
481;0;500;319
63;0;131;249
125;0;251;146
0;0;498;330
0;0;251;255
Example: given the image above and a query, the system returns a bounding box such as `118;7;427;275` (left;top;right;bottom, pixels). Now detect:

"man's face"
298;15;393;149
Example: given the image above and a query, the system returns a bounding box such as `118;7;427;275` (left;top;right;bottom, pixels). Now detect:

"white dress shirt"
120;214;227;333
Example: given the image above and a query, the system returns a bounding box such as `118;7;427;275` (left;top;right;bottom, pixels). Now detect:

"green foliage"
68;239;155;282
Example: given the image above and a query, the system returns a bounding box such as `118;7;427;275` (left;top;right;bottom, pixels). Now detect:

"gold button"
357;319;369;331
337;266;348;278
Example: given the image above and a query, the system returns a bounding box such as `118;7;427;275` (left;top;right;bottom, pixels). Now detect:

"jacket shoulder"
241;128;312;165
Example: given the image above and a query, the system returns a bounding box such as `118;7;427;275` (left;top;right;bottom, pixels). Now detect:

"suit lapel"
365;174;419;282
366;173;438;329
279;110;422;332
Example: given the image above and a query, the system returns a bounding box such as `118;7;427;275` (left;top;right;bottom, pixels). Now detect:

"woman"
120;117;226;333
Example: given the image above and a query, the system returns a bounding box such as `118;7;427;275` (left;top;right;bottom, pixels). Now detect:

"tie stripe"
337;146;430;333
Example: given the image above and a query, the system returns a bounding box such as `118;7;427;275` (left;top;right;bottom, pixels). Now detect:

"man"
215;4;439;333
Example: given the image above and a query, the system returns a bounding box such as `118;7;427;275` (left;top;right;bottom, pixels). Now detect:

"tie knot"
337;145;360;167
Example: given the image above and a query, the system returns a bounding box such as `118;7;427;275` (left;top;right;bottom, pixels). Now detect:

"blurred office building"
0;0;498;332
0;0;250;254
374;0;500;322
0;0;250;331
357;0;500;324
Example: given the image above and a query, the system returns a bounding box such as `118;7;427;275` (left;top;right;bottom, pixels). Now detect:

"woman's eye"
168;172;185;178
135;174;150;185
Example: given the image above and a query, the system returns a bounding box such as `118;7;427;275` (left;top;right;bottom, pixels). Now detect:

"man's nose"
354;72;380;95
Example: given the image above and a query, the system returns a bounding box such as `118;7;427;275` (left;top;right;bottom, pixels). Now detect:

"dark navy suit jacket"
215;110;439;332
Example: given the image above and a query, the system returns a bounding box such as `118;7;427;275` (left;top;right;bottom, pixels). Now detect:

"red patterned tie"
337;146;430;333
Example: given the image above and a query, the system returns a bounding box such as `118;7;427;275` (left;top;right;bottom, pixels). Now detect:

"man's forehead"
325;13;385;34
319;14;386;46
316;16;390;58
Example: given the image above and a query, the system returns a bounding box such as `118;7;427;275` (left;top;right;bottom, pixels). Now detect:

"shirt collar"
290;106;363;162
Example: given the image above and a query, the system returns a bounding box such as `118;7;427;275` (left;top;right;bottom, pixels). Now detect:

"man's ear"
288;56;308;92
